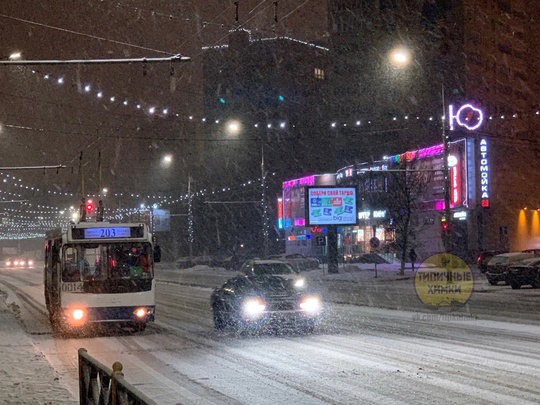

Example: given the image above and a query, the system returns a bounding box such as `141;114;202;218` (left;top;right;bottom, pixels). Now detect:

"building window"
314;68;325;80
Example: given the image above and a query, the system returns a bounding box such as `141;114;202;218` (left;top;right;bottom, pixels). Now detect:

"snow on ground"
0;291;77;404
0;260;484;404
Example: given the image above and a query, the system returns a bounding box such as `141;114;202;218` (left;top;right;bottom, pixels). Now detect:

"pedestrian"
409;248;417;271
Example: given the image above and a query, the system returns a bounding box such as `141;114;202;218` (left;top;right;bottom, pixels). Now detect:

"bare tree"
384;159;432;275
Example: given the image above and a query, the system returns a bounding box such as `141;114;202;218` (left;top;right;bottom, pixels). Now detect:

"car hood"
244;275;299;297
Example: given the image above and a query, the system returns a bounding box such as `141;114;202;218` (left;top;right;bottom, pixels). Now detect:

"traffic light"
86;202;94;213
441;218;449;233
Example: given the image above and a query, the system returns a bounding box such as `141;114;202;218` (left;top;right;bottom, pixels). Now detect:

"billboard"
152;209;171;232
305;187;357;226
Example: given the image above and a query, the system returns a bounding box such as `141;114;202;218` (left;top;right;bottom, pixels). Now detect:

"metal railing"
78;348;158;405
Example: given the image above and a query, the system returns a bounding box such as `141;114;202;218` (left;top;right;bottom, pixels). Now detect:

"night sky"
0;1;327;210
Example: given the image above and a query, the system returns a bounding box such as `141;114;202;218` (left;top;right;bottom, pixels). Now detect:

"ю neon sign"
449;104;484;131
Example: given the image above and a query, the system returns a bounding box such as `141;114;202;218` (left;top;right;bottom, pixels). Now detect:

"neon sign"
277;198;283;229
479;139;490;207
449;104;484;131
448;155;461;207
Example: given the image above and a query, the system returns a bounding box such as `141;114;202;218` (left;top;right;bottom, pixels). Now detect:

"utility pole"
442;84;451;253
187;173;194;262
261;143;269;258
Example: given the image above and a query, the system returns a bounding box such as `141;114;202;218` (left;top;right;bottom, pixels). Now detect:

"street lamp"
388;46;412;69
8;52;22;61
161;154;173;167
388;46;451;252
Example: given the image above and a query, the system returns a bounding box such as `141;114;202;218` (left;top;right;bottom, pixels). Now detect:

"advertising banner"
305;187;357;226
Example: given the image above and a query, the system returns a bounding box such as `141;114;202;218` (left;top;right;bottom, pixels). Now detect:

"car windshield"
488;256;510;265
514;258;540;266
252;263;297;275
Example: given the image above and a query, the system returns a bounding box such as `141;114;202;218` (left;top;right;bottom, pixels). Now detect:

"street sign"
369;237;380;249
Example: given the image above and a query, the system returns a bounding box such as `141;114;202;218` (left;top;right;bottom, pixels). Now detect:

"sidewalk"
0;291;77;405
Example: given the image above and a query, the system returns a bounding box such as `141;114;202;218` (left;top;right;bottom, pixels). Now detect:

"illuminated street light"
162;154;173;166
225;119;242;136
8;52;22;61
389;46;412;68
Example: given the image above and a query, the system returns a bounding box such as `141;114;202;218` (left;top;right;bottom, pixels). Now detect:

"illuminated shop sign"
283;175;315;188
479;139;490;207
449;104;484;131
448;155;461;207
358;210;387;220
453;211;467;220
277;198;283;229
358;164;389;172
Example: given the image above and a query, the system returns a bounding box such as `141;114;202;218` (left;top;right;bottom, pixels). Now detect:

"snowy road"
1;266;540;404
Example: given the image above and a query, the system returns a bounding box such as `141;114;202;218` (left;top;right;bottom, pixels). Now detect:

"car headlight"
299;296;322;315
294;278;306;288
241;297;266;319
28;260;34;266
6;260;12;266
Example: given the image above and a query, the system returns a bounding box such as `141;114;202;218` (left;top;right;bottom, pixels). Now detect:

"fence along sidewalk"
78;348;158;405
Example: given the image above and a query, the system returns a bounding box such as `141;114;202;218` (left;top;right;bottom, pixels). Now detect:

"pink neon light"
435;200;445;211
390;144;443;163
282;175;315;188
449;104;484;131
451;162;461;206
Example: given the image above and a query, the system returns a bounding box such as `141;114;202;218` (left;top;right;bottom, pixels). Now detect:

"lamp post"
225;119;270;257
388;46;452;253
441;84;451;253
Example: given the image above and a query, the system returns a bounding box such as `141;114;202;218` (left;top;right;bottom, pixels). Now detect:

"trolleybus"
44;221;160;333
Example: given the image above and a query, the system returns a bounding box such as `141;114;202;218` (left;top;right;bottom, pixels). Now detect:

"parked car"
477;250;507;273
505;257;540;289
485;252;535;285
267;253;320;271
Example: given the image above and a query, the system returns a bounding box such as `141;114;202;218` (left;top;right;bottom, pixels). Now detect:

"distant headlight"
241;297;266;319
294;278;306;288
6;260;12;266
27;260;34;266
19;260;26;266
299;296;322;314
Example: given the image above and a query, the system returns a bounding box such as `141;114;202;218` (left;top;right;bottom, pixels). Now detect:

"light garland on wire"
0;172;276;240
1;171;278;215
16;64;540;134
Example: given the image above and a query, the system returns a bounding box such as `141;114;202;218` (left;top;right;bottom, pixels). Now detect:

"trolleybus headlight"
134;308;149;318
65;307;87;325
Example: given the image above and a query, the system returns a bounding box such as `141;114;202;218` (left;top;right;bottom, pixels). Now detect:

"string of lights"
6;63;538;137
